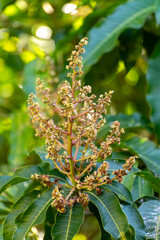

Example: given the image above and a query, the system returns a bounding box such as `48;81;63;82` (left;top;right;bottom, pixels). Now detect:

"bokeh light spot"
62;3;77;14
16;0;28;11
2;38;18;52
35;26;52;40
125;67;139;86
20;51;36;63
0;84;14;98
4;5;19;16
42;2;54;14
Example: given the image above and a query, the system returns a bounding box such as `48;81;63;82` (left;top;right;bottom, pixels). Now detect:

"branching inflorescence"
28;38;135;213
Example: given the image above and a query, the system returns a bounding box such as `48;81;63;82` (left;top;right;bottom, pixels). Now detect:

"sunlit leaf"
139;200;160;239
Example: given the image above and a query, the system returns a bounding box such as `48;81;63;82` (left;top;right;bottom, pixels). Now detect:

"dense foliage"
0;0;160;239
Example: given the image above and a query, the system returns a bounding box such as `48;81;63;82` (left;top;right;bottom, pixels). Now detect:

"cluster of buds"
28;38;135;213
31;173;53;187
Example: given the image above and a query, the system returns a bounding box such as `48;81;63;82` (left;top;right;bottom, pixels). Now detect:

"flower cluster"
28;38;135;213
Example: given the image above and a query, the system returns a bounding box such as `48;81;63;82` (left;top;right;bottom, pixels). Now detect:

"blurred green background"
0;0;160;238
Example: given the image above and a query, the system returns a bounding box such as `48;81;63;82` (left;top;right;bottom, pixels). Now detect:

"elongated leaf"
3;191;40;240
13;189;52;240
87;188;128;239
146;43;160;143
52;204;84;240
122;204;146;240
136;171;160;193
103;181;133;203
0;166;44;194
131;176;153;202
83;0;157;71
139;200;160;239
89;202;112;240
124;137;160;176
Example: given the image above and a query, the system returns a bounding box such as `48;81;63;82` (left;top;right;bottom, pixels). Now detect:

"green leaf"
0;0;15;11
13;189;53;240
124;137;160;176
103;181;133;203
122;204;146;240
146;43;160;143
83;0;157;72
89;202;112;240
0;166;44;194
86;188;128;239
131;176;153;202
34;147;55;167
52;204;84;240
3;191;40;240
139;200;160;239
136;171;160;193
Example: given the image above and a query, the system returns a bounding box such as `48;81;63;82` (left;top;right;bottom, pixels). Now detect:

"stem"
74;141;80;160
53;126;68;135
65;187;76;201
77;160;95;179
53;161;70;175
68;119;76;187
55;139;68;151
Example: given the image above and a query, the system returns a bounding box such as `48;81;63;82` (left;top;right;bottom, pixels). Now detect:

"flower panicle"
28;37;136;213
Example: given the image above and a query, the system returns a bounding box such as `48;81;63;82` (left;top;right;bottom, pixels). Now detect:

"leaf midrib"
15;192;52;239
88;191;124;237
65;208;72;240
84;3;155;64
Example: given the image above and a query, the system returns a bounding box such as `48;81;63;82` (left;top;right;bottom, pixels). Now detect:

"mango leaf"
139;200;160;239
0;166;44;194
0;0;15;11
3;191;40;240
122;204;146;240
51;204;84;240
124;137;160;176
86;188;128;239
13;189;53;240
83;0;157;72
103;181;133;203
89;202;112;240
146;43;160;143
131;176;153;202
136;171;160;193
34;147;55;167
